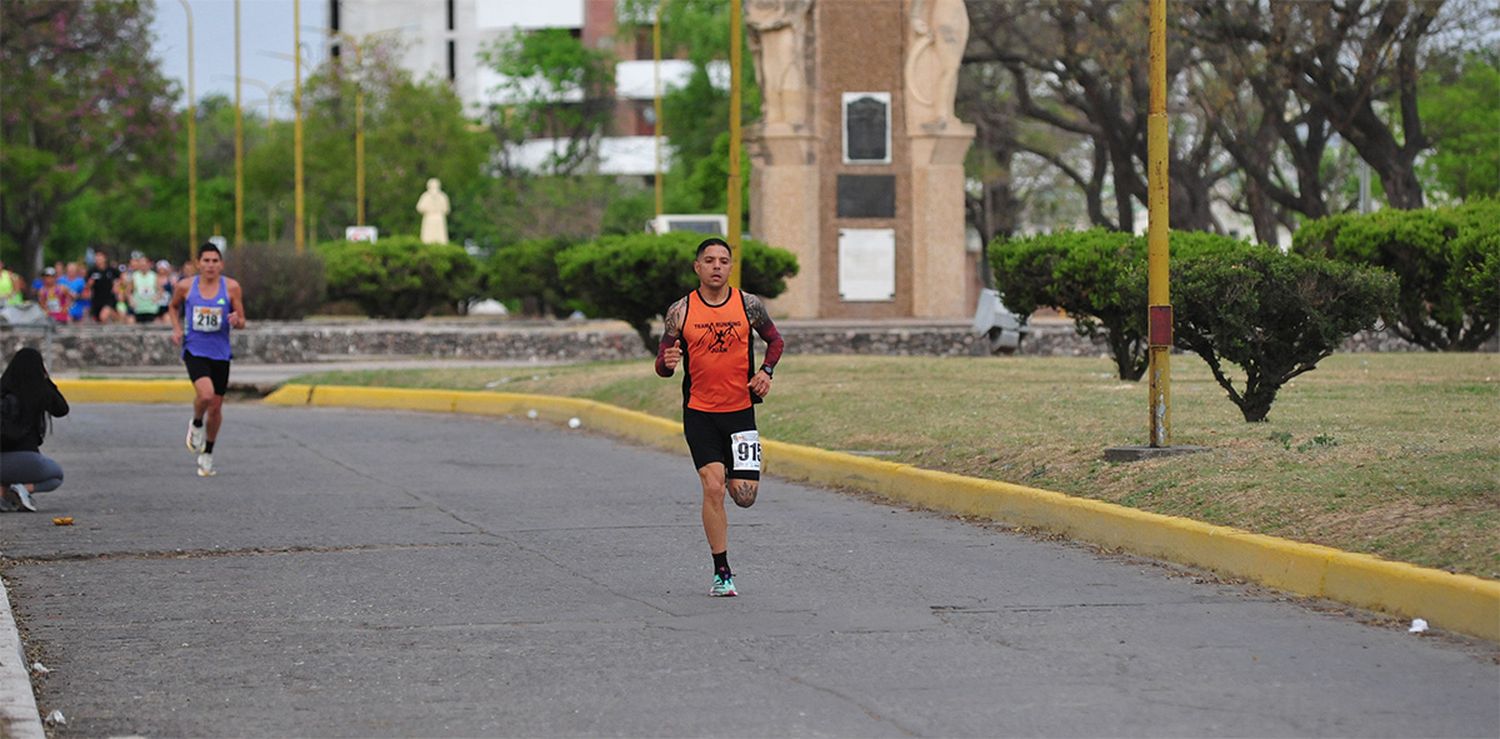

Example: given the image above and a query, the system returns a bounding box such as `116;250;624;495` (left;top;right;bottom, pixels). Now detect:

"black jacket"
0;382;68;453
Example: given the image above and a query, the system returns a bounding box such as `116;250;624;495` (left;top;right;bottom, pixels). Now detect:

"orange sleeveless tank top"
681;287;754;413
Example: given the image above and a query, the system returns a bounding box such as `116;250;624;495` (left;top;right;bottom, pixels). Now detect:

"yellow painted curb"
106;382;1500;641
55;379;195;404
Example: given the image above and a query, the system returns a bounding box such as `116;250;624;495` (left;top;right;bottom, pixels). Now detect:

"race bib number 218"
192;305;223;332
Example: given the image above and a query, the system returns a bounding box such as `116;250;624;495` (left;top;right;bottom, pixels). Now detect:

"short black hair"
198;243;222;258
696;238;731;258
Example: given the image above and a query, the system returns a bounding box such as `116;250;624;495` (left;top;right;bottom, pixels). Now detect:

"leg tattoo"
729;480;758;508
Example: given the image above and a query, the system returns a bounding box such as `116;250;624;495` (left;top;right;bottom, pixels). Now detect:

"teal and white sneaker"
709;574;737;597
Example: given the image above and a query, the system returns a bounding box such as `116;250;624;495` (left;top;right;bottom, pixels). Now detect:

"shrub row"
1291;199;1499;351
210;233;800;336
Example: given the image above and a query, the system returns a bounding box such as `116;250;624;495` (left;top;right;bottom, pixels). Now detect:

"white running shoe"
196;453;216;477
4;483;36;512
186;420;206;453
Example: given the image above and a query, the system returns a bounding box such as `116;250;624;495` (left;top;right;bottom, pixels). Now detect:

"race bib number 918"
192;305;223;332
730;430;762;472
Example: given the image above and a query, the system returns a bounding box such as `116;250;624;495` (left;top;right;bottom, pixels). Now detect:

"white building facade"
328;0;717;176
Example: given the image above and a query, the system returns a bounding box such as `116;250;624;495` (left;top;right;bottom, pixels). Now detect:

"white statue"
905;0;969;131
746;0;814;132
416;178;450;244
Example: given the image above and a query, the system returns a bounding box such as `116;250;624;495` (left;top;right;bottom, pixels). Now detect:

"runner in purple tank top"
168;244;246;477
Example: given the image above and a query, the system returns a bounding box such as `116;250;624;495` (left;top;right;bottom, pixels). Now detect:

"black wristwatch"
760;364;774;378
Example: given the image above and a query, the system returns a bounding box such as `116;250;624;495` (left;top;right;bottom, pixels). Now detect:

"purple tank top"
182;277;233;361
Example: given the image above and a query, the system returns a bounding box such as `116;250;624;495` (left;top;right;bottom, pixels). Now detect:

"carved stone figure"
415;178;450;245
905;0;969;131
746;0;813;131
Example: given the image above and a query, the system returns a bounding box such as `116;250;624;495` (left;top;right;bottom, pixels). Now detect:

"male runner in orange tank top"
656;238;785;597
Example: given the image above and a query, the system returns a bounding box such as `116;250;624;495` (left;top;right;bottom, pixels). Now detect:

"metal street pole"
1146;0;1171;447
176;0;198;258
293;0;306;252
233;0;245;246
727;0;743;288
330;31;366;226
232;77;283;242
653;0;665;218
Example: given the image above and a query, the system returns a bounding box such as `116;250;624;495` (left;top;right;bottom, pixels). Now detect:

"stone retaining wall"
0;319;1487;370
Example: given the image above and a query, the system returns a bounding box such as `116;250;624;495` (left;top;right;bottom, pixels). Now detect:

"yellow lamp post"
174;0;198;258
293;0;306;252
232;76;287;242
328;30;366;226
726;0;743;288
233;0;245;246
652;0;666;217
1146;0;1171;447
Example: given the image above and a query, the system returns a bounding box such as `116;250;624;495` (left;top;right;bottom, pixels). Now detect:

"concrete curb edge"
0;573;45;739
55;379;195;404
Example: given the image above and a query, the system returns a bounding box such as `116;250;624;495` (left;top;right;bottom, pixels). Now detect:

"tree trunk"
1377;163;1427;210
1105;329;1147;381
1237;384;1279;423
1245;179;1283;246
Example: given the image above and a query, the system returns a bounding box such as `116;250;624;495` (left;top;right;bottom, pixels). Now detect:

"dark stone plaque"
845;95;889;161
837;175;896;218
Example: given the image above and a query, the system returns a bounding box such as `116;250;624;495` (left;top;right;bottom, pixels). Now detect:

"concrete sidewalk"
2;404;1496;736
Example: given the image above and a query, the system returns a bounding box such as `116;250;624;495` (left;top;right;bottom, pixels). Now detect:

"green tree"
75;95;247;263
1419;50;1500;201
454;175;640;249
1169;247;1397;422
557;231;797;350
620;0;759;220
480;28;616;176
990;229;1149;380
1;0;177;276
1292;201;1500;351
300;41;488;242
991;228;1251;380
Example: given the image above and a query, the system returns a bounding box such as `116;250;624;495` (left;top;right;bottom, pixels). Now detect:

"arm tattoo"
663;298;687;340
744;293;769;328
655;298;688;378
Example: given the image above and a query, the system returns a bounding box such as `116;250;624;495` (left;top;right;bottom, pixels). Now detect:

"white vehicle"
972;287;1029;354
646;214;729;236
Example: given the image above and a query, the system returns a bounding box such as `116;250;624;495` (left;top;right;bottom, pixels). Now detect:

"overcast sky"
150;0;326;114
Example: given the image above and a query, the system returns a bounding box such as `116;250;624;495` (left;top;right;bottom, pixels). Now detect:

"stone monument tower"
748;0;975;319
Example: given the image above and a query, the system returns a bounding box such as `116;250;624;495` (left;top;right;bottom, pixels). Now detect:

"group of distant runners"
4;237;781;598
0;251;196;325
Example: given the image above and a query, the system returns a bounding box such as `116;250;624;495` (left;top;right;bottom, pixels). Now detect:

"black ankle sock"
192;418;204;427
713;551;731;578
204;440;215;454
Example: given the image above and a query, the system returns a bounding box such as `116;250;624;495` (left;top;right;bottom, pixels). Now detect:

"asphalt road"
2;404;1496;737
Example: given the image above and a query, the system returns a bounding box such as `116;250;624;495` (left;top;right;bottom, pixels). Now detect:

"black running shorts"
183;351;231;396
683;406;760;480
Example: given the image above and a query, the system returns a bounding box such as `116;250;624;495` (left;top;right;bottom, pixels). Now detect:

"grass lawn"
292;352;1500;579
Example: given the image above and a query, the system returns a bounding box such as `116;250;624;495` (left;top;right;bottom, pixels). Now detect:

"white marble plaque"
838;228;896;301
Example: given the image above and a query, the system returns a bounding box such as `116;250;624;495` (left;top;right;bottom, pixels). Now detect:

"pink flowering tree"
1;0;176;277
